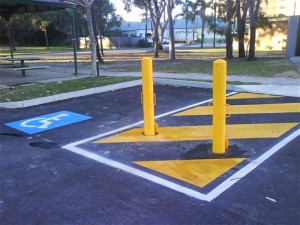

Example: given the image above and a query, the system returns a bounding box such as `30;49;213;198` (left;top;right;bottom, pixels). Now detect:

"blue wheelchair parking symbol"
5;111;92;134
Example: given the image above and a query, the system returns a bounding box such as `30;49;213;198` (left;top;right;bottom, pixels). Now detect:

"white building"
120;18;225;44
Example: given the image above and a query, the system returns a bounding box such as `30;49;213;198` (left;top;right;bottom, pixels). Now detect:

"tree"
144;7;148;41
174;0;189;44
225;0;234;59
198;0;211;48
212;0;217;47
167;0;175;60
91;0;122;61
91;5;104;62
32;18;50;49
64;0;98;76
186;1;200;43
123;0;166;57
247;0;261;60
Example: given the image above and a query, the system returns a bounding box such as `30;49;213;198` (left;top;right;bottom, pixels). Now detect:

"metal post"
96;61;99;76
8;24;14;58
72;10;78;75
213;1;217;48
141;57;158;136
212;59;228;154
67;8;79;75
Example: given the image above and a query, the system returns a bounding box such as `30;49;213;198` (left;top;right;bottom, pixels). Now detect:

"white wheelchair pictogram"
20;113;69;129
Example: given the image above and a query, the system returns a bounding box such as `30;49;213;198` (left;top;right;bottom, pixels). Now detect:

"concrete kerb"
0;78;299;109
0;80;142;109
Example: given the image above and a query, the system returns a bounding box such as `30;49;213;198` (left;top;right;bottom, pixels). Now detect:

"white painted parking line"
65;145;211;201
206;129;299;201
62;92;299;201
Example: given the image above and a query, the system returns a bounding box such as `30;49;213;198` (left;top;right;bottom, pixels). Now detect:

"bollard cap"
141;57;152;62
213;59;227;65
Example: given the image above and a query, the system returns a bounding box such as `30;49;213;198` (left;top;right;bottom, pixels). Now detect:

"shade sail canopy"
0;0;76;19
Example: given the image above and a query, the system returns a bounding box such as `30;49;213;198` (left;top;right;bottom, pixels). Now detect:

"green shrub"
137;39;152;48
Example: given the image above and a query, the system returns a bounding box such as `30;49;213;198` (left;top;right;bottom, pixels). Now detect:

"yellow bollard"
141;57;158;136
212;59;229;154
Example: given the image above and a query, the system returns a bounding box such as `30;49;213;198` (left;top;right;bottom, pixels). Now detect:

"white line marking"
63;91;299;202
66;145;211;201
205;128;299;201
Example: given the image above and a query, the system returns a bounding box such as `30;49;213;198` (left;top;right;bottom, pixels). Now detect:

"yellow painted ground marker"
94;123;298;143
227;92;281;99
133;158;245;187
174;103;300;116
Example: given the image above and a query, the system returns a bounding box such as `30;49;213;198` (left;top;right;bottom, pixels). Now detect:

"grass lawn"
0;76;138;102
1;46;296;76
96;48;297;76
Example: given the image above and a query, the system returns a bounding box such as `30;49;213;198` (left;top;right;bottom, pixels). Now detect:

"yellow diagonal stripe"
174;103;300;116
134;158;245;188
94;123;298;143
227;93;281;99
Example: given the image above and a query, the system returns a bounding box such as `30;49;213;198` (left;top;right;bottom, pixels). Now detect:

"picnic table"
4;57;48;76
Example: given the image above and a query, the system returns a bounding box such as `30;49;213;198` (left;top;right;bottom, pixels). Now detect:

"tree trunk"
248;0;261;61
86;6;97;76
159;20;168;49
98;0;104;57
213;2;217;47
44;29;49;50
158;25;164;50
154;21;160;57
201;25;205;48
248;24;256;60
12;29;16;51
226;34;233;58
192;26;195;43
149;11;160;57
185;2;188;44
200;9;206;48
145;8;148;40
236;0;248;58
92;7;103;63
225;0;233;59
167;0;175;60
237;23;246;58
100;36;104;56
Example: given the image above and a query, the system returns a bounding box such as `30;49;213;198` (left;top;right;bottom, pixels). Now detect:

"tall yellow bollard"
141;57;158;136
212;59;228;154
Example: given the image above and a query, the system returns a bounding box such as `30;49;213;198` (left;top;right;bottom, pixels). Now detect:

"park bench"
3;57;48;76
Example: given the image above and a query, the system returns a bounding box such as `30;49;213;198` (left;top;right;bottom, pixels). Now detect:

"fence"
79;37;141;49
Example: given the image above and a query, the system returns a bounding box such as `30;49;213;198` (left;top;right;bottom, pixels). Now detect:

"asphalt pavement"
0;50;299;224
0;83;299;225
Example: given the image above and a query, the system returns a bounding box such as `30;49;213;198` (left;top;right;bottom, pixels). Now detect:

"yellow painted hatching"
174;103;300;116
134;158;245;187
227;93;281;99
94;123;298;144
